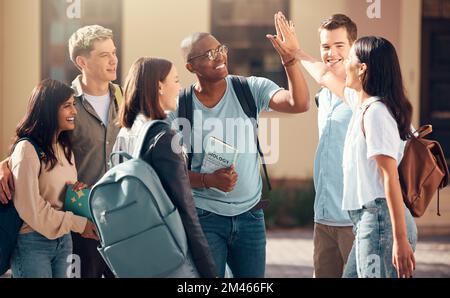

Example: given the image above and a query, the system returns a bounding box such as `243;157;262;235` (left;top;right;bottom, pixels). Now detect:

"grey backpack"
89;120;188;277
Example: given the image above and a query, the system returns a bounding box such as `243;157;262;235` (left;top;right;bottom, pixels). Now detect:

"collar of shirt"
71;75;116;99
359;97;380;110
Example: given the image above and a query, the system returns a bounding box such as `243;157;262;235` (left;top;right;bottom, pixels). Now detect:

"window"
423;0;450;18
211;0;290;88
41;0;122;84
421;0;450;164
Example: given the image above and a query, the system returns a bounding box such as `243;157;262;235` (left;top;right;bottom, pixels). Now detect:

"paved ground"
2;227;449;278
266;228;450;278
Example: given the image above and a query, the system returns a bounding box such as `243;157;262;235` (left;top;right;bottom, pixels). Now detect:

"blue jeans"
11;231;73;278
196;207;266;278
343;198;418;278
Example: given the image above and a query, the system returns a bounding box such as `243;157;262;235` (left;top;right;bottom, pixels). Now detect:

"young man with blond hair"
67;24;121;278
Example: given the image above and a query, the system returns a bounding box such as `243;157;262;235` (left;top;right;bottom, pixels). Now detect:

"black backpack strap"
178;86;194;170
230;75;272;191
230;75;257;119
314;87;323;108
14;137;44;176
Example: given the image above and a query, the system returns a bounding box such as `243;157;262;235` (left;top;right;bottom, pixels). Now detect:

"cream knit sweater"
9;141;87;239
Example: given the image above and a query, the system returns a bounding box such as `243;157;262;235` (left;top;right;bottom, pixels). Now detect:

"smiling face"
57;95;77;133
77;38;118;83
186;35;229;82
320;27;352;80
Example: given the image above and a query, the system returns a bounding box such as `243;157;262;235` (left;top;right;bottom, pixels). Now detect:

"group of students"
0;11;417;279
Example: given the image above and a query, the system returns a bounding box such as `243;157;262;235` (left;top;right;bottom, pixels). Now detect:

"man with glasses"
166;32;310;278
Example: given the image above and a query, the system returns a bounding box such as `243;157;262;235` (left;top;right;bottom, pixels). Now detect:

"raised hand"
266;11;301;64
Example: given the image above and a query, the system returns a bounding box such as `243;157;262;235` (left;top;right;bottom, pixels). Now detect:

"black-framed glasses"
188;44;228;62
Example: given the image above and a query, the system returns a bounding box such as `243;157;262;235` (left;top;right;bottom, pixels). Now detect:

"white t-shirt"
84;93;111;126
342;88;405;211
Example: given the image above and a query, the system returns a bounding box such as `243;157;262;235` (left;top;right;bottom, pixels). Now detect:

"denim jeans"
11;231;73;278
343;198;418;278
196;207;266;278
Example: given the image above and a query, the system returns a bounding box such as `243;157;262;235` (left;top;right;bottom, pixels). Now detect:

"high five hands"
266;12;302;66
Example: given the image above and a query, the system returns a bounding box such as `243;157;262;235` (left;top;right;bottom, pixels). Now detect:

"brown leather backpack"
397;125;449;217
362;105;449;217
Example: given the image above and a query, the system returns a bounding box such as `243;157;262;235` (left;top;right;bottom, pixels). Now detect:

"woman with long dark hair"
339;36;417;278
9;79;98;278
269;13;417;278
112;57;217;277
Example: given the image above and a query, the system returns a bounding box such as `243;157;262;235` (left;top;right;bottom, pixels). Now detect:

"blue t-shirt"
167;75;282;216
313;88;353;226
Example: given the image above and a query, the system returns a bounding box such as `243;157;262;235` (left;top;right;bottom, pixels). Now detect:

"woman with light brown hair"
112;57;217;277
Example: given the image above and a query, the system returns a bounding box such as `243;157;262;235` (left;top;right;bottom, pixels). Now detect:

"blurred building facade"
0;0;449;232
